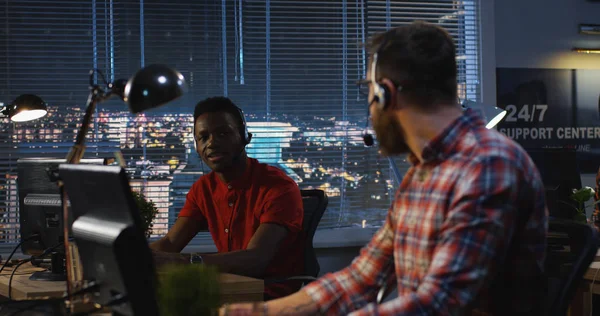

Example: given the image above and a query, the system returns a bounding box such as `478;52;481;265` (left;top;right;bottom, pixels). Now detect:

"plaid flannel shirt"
303;109;549;315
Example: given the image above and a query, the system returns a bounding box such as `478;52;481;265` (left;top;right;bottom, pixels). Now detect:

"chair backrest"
300;189;328;278
545;218;600;316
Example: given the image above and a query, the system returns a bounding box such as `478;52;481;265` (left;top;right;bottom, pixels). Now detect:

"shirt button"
225;228;229;233
228;202;233;207
227;185;232;190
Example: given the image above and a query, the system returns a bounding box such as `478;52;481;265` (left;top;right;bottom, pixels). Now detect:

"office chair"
545;218;600;316
265;189;328;286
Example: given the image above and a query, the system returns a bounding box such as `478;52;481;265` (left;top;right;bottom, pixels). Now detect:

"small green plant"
157;264;221;316
131;191;159;238
569;187;600;223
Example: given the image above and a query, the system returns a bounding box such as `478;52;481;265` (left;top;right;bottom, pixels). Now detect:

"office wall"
495;0;600;69
494;0;600;218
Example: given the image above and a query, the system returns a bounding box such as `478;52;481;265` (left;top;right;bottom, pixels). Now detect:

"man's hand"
152;249;189;267
219;303;265;316
150;217;202;253
219;291;317;316
200;223;288;277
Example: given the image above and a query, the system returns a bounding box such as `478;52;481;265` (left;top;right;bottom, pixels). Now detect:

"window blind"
0;0;119;250
367;0;481;101
0;0;481;249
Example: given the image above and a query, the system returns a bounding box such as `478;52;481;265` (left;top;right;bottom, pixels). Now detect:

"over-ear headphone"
235;106;252;145
193;105;252;152
370;40;391;111
363;37;392;147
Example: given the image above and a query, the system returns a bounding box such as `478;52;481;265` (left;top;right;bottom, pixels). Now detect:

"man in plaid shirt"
222;21;548;316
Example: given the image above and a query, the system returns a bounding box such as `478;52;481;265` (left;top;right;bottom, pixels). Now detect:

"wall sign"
496;68;600;172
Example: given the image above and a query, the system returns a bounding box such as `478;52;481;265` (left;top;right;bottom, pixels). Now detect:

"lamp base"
29;252;67;282
29;270;67;282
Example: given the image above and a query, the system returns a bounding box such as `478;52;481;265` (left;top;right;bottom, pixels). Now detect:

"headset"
363;37;395;146
193;104;252;152
369;44;392;111
235;106;252;145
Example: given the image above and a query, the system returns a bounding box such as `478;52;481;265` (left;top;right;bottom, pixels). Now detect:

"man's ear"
380;78;400;110
246;132;253;145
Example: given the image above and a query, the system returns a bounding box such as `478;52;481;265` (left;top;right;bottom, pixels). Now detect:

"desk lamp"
60;65;186;298
0;94;48;122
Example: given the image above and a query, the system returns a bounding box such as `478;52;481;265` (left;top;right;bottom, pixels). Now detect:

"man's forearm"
201;249;270;277
220;291;318;316
153;250;189;264
265;291;318;315
150;236;179;252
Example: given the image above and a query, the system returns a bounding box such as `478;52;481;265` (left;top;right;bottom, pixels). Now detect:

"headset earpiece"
372;83;391;110
235;106;251;145
369;50;391;111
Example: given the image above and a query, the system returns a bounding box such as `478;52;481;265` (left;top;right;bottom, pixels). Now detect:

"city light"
2;106;404;234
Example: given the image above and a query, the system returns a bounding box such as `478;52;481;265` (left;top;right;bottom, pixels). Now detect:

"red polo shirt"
178;158;304;298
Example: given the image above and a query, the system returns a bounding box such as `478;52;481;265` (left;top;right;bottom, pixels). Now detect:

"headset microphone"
362;99;376;147
363;132;374;147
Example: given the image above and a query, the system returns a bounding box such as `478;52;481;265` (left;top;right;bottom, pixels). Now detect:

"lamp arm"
61;79;117;301
61;87;102;299
65;86;117;164
66;89;99;164
0;104;12;118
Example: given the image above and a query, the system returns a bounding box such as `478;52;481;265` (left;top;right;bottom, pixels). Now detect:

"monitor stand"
29;252;67;282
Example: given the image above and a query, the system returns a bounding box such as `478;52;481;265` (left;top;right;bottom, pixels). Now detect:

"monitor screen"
17;158;107;256
59;164;158;316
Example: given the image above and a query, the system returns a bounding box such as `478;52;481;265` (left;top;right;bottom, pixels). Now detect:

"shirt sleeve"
178;181;208;229
348;156;523;316
302;211;396;315
259;182;303;233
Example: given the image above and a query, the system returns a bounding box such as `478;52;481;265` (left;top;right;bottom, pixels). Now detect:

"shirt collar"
218;157;255;190
408;108;485;165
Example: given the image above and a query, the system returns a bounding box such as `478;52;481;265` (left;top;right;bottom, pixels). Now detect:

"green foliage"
157;264;221;316
131;191;159;238
569;187;600;223
571;187;595;205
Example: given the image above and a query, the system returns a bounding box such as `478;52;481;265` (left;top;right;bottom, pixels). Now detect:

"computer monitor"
59;164;159;316
16;158;107;281
526;148;582;219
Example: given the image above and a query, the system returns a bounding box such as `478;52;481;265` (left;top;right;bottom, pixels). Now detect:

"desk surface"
585;262;600;283
0;263;263;303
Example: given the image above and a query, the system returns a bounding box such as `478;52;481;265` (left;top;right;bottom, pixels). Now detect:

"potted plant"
131;191;159;238
157;264;221;316
569;186;600;223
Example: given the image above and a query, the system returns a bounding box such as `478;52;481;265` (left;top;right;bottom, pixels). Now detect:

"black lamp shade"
123;64;186;114
6;94;48;122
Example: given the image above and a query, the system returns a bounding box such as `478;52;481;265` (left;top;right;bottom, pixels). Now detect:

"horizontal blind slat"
0;0;481;245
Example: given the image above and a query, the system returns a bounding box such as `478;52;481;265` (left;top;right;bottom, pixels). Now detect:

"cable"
89;68;109;87
0;234;40;274
3;240;91;316
70;294;128;316
590;264;600;316
4;281;101;316
8;259;29;300
8;241;64;300
0;272;38;277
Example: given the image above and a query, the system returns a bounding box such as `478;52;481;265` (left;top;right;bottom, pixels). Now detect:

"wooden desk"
569;262;600;316
0;263;263;303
